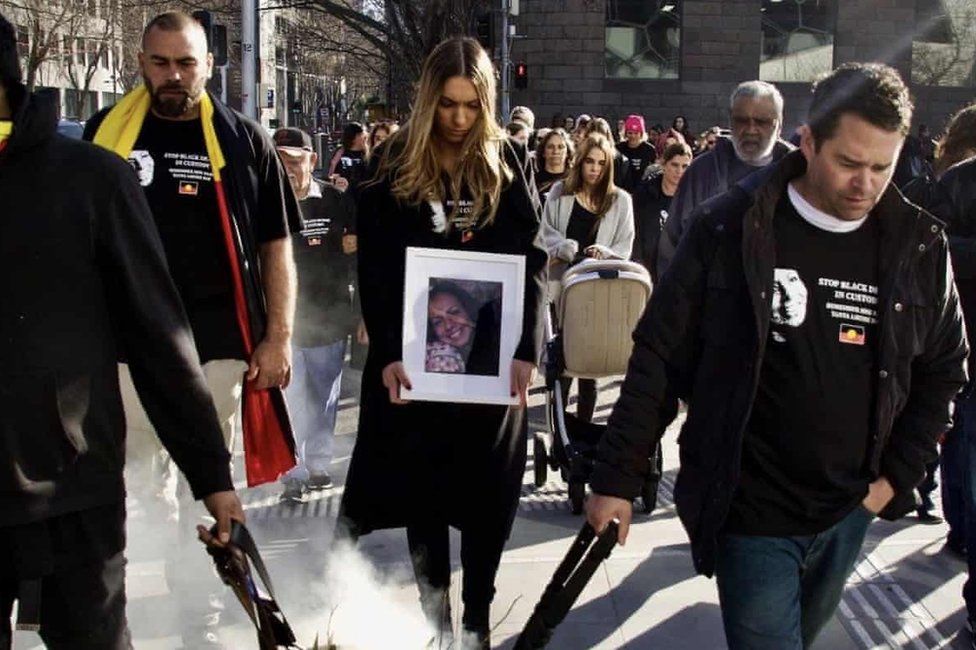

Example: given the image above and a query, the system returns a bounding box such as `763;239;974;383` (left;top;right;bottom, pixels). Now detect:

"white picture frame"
402;247;526;405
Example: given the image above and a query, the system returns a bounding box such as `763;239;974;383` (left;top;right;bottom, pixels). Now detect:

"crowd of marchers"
5;8;976;650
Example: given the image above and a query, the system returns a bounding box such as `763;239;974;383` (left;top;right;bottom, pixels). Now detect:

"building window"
760;0;836;83
16;24;29;58
605;0;681;79
912;0;976;87
86;39;99;68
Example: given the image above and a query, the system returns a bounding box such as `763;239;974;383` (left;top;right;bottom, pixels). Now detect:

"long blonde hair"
374;38;511;225
563;134;618;217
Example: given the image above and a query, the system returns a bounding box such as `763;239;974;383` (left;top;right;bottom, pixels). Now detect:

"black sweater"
0;86;232;526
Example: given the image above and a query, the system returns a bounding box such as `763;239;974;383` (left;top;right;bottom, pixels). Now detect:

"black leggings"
406;521;508;634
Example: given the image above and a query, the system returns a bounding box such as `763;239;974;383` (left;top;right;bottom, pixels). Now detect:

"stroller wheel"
640;480;659;514
569;481;585;515
533;432;549;488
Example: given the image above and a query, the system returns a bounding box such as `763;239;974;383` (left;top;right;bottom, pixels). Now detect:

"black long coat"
340;140;547;535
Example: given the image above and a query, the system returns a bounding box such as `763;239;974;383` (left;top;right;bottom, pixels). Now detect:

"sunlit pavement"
12;373;971;649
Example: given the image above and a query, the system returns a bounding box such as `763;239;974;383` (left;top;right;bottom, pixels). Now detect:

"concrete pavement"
12;374;971;649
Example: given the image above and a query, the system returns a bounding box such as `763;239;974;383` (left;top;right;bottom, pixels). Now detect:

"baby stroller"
533;258;655;515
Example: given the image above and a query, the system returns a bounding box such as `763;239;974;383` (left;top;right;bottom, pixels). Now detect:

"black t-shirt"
335;149;367;188
292;180;357;348
724;192;880;536
535;168;567;204
616;141;656;191
566;199;599;252
633;175;672;281
436;175;487;243
130;113;245;361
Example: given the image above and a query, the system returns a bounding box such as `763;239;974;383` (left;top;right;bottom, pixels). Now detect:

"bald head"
142;12;207;50
139;12;212;120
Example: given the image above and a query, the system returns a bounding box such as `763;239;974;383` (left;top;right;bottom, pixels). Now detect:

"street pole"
500;0;510;121
242;0;257;118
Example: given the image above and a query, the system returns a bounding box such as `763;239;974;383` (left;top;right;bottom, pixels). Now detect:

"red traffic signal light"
515;61;528;89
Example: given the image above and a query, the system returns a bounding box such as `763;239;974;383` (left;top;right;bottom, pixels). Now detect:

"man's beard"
733;131;779;166
146;77;202;118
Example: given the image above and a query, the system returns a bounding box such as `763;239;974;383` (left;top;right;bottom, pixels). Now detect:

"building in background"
3;0;126;120
4;0;386;129
512;0;975;135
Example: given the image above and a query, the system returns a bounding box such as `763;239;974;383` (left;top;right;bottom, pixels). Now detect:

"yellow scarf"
92;85;226;181
0;120;12;148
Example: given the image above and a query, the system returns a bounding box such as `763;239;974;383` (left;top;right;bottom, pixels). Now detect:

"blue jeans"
282;340;345;482
943;390;976;618
715;505;874;649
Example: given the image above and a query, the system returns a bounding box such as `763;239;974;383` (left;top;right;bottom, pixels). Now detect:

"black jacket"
590;150;968;576
631;171;671;282
658;136;795;277
909;157;976;371
0;87;232;526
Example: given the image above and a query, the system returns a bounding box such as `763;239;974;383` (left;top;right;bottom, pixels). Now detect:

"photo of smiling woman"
425;279;502;376
338;37;547;650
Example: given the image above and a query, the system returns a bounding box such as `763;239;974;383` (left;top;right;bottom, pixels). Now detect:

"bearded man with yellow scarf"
83;12;301;506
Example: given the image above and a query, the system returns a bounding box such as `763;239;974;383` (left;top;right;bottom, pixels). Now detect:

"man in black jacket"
0;14;243;648
587;63;968;649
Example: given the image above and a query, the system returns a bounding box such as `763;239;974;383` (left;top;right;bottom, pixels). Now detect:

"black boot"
458;627;490;650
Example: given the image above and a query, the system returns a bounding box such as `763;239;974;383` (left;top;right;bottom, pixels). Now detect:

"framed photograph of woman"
402;247;526;404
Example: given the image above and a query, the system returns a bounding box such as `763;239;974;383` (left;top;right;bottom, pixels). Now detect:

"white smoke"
313;540;434;649
209;533;435;650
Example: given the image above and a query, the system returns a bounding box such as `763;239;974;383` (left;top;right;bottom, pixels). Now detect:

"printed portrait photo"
424;278;503;377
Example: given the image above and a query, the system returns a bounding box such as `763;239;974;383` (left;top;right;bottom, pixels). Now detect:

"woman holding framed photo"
540;133;635;423
339;37;547;649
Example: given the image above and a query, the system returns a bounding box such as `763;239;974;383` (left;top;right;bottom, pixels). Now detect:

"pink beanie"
624;114;646;134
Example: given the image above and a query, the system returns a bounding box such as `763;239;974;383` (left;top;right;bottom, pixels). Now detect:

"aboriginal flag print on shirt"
725;190;881;537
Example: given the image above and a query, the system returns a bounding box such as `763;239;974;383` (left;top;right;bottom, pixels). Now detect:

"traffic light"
212;24;228;66
474;11;494;50
515;61;528;89
192;10;228;66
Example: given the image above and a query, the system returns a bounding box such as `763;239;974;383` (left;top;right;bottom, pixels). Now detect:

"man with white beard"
657;81;795;277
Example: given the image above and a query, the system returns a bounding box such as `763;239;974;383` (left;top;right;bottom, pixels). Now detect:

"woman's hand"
510;359;536;408
382;362;412;405
356;320;369;345
583;244;615;260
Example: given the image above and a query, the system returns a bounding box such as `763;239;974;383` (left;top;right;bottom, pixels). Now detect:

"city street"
12;372;971;650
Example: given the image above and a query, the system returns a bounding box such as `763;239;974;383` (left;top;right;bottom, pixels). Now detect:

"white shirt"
787;182;868;234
